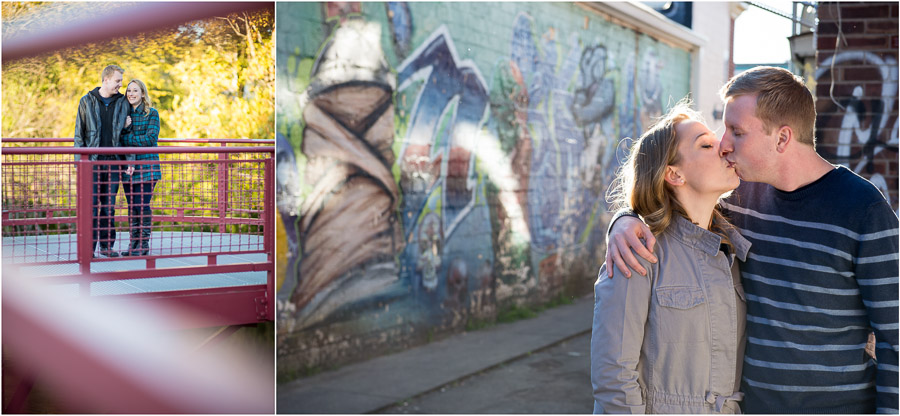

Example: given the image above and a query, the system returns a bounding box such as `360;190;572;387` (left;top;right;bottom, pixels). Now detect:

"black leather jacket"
73;87;132;161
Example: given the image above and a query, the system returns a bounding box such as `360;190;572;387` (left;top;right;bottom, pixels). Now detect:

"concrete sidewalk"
277;295;594;414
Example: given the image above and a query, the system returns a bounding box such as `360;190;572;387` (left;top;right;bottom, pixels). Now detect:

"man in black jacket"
74;65;132;258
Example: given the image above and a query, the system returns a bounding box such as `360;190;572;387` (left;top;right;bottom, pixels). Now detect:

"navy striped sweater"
722;166;898;413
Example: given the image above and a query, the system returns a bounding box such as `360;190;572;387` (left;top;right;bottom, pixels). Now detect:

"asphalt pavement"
277;295;594;414
378;332;592;414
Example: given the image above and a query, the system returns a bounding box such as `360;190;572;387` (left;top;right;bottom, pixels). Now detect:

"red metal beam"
3;2;273;62
43;262;271;285
2;138;275;145
1;217;77;226
1;146;274;155
2;214;264;227
3;303;186;412
108;285;270;329
76;159;92;276
3;371;36;414
2;276;274;412
264;158;276;321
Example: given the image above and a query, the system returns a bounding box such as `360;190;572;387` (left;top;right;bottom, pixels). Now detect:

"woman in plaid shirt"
121;79;161;256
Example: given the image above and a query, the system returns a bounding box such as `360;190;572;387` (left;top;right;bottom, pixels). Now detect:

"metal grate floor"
3;231;266;296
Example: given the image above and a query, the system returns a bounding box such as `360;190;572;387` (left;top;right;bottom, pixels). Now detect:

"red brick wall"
815;2;898;212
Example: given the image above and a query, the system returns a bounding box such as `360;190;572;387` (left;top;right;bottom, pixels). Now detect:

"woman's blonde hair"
608;97;733;247
128;79;152;115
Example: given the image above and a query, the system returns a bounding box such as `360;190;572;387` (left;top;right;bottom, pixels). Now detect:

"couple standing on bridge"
73;64;162;258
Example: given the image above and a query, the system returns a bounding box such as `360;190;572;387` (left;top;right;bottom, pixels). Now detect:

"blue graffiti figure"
397;26;489;237
395;26;492;295
572;45;615;133
386;2;413;59
508;13;590;252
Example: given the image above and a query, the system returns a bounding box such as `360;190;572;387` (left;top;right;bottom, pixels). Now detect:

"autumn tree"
2;2;275;235
1;2;274;141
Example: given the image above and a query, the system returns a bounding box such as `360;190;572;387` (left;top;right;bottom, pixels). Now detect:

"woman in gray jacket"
591;99;750;414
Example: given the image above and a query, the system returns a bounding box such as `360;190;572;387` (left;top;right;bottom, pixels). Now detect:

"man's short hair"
719;66;817;147
100;65;125;82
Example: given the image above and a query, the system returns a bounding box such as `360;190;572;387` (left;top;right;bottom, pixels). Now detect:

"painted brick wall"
815;2;898;212
275;2;692;378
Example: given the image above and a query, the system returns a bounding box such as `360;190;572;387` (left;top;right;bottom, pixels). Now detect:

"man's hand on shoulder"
605;216;657;278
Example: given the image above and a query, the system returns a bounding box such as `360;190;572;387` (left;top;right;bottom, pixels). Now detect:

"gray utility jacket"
73;88;131;161
591;215;751;414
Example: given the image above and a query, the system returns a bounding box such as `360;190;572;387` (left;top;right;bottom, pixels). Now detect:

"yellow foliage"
2;6;274;141
2;5;276;242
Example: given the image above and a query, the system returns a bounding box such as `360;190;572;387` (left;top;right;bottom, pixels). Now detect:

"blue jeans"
92;157;121;250
123;180;157;219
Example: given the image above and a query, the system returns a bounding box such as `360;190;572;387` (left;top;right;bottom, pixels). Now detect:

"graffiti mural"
638;47;664;132
275;133;301;298
396;26;489;251
815;51;899;207
392;26;498;320
511;13;586;254
276;2;691;372
289;19;402;329
386;2;412;59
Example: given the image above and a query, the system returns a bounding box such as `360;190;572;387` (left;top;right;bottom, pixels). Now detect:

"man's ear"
664;165;684;187
775;125;793;153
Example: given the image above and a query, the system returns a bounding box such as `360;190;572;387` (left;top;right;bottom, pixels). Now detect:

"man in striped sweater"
605;66;898;413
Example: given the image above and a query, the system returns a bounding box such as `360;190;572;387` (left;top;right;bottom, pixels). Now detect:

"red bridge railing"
1;138;275;325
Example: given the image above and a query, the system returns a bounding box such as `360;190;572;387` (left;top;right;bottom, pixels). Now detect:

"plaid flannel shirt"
122;105;162;183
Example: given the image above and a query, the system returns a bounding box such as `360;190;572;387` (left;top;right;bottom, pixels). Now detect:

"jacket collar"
90;87;123;101
723;220;751;262
668;215;751;261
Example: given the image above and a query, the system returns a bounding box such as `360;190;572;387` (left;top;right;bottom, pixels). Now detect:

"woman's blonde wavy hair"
128;79;152;115
608;97;733;248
